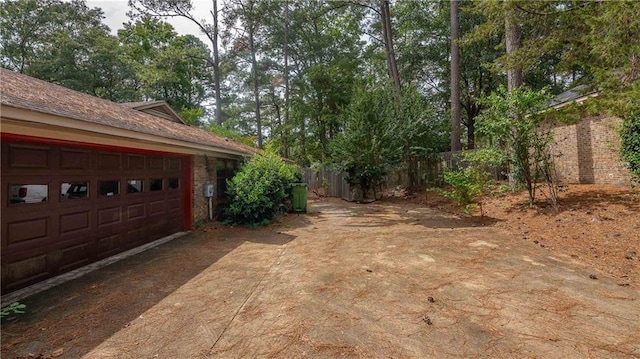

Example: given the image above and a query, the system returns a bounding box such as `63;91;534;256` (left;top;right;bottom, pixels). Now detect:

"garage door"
1;140;188;293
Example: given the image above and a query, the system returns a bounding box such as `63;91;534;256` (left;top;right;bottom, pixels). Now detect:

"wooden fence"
303;150;506;199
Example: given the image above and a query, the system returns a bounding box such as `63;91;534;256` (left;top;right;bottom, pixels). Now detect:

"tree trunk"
283;0;290;158
248;29;262;148
505;4;523;92
381;0;401;92
450;0;462;151
505;3;523;186
212;0;223;125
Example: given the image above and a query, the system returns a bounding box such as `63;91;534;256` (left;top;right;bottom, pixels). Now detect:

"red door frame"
2;133;193;231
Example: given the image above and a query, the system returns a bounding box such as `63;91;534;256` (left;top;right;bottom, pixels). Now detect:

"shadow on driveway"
1;214;309;359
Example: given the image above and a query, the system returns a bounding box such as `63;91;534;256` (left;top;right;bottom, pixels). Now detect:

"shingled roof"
0;69;257;156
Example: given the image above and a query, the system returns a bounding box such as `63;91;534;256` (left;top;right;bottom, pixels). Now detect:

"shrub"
620;112;640;182
436;151;494;215
477;86;557;207
224;153;300;226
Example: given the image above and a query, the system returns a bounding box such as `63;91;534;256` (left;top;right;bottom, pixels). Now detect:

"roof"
549;84;598;109
120;101;186;124
0;69;257;156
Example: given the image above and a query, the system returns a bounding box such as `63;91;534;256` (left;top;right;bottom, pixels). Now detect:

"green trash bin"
291;183;308;213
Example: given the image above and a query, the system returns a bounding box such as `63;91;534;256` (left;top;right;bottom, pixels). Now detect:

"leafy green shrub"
620;112;640;182
224;153;300;226
477;86;557;207
437;162;492;215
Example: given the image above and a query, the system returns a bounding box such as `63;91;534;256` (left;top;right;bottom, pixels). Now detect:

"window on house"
9;184;48;204
62;181;88;199
98;180;119;196
127;179;144;193
168;178;179;189
150;179;163;191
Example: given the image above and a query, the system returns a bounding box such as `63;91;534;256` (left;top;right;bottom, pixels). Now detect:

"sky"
87;0;215;48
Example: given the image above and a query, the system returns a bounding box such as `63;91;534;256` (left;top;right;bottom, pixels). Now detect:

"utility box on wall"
203;183;214;198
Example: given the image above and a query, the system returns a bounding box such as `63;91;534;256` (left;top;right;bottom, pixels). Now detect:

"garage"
1;139;190;292
1;69;256;295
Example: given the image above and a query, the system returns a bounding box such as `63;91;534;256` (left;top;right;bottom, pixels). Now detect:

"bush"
437;152;493;215
620;112;640;182
224;153;300;226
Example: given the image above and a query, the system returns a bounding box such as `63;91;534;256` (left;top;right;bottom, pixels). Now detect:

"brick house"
547;86;633;186
0;69;257;293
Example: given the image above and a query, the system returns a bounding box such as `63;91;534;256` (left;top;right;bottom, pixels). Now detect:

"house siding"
550;116;632;186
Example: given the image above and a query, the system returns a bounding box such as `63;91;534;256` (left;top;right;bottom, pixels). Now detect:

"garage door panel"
7;217;49;247
149;200;166;215
96;234;122;259
148;218;169;238
59;211;91;235
127;203;146;220
8;144;50;168
98;152;121;170
149;157;163;169
126;227;146;247
126;154;145;170
60;150;91;169
167;197;180;210
98;206;122;227
3;254;50;291
59;243;92;271
165;158;181;170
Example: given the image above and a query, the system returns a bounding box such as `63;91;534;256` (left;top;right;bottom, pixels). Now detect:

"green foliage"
331;81;399;197
437;151;493;215
620;112;640;181
1;302;26;319
118;17;213;118
224;153;299;226
477;86;555;206
206;124;256;147
0;0;135;100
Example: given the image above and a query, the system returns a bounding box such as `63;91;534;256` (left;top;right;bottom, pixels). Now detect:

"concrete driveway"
2;197;638;358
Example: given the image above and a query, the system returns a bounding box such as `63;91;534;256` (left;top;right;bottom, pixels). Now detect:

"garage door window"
168;178;179;189
127;179;144;193
8;184;48;204
150;179;163;191
62;182;88;199
98;180;120;196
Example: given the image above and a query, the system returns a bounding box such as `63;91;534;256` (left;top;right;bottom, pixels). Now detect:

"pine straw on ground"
415;184;640;285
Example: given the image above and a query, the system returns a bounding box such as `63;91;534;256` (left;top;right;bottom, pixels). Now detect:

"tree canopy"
2;0;638;182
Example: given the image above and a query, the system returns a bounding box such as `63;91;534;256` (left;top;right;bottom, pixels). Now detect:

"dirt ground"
1;187;639;358
420;184;640;285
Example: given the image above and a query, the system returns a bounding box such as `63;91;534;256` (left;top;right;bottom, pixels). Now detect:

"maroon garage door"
1;140;187;293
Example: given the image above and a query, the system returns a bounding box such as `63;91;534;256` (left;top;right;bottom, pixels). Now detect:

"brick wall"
192;154;217;226
549;116;632;186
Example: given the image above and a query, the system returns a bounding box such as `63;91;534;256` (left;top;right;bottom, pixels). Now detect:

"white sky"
88;0;215;49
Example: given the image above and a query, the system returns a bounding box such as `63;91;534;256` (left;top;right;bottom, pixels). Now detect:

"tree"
222;0;267;147
450;0;462;151
332;81;399;198
128;0;224;125
380;0;400;92
0;0;134;100
118;17;214;125
476;86;555;206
